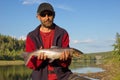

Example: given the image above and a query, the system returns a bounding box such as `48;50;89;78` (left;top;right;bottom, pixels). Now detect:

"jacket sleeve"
25;36;43;70
59;33;72;68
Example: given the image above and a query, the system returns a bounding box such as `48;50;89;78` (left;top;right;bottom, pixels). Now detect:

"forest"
0;34;25;60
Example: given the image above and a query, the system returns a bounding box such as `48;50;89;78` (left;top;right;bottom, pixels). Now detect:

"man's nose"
44;15;49;19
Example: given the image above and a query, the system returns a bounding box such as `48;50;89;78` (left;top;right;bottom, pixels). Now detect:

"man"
25;2;72;80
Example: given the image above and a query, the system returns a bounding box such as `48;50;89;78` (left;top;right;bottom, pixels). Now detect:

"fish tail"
21;52;31;65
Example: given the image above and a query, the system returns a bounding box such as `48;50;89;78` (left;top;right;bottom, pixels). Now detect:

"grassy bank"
0;60;24;66
105;56;120;80
79;54;120;80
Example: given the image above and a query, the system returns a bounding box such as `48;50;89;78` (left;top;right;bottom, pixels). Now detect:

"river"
0;60;104;80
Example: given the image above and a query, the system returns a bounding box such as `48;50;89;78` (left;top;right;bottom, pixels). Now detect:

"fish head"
71;48;83;57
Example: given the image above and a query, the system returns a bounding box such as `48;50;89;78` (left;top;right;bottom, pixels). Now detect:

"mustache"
44;19;52;23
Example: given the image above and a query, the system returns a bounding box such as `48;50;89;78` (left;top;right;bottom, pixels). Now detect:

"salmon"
22;47;83;65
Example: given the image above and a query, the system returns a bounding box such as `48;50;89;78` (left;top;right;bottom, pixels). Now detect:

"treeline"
0;32;120;61
72;51;112;62
0;34;25;60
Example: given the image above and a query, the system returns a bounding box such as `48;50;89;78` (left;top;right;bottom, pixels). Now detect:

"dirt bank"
77;62;120;80
76;64;113;80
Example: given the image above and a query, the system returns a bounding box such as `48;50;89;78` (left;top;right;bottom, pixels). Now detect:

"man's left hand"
59;50;71;61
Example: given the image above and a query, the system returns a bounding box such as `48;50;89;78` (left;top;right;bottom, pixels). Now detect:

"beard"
41;20;53;28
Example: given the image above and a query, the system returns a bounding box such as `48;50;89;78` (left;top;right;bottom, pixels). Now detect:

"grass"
78;53;120;80
103;54;120;80
0;60;24;66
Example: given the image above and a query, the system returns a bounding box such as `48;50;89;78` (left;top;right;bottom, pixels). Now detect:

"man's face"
37;10;54;28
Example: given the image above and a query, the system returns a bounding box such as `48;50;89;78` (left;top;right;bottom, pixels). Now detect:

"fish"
22;47;83;65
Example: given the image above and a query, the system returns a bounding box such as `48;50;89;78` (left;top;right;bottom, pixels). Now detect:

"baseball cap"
37;3;55;14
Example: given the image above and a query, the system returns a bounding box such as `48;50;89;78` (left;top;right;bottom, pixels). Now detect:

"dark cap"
37;3;55;14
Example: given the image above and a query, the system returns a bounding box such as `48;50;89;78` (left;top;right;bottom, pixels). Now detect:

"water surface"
0;60;104;80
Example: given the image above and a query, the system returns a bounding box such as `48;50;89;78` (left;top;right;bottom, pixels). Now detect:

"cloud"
11;35;26;40
18;36;26;40
72;39;94;44
21;0;73;12
22;0;45;5
71;38;115;53
56;5;73;11
105;38;115;43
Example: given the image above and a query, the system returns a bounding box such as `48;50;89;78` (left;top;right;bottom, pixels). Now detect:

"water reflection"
0;65;32;80
70;60;104;73
0;60;103;80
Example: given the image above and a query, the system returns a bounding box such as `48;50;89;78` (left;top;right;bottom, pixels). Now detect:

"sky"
0;0;120;53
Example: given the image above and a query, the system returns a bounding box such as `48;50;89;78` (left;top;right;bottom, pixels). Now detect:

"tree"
113;33;120;60
0;34;25;60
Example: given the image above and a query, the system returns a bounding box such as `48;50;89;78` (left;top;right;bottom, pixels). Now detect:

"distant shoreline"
0;60;24;66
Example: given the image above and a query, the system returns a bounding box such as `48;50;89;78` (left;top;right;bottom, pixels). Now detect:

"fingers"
39;46;43;49
37;52;47;60
65;50;70;60
59;52;65;60
38;46;47;60
60;50;70;61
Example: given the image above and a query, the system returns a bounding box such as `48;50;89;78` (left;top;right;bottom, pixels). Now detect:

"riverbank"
0;60;24;66
0;60;120;80
78;64;110;80
78;60;120;80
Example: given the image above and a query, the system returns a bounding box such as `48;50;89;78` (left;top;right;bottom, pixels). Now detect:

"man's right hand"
37;52;47;60
37;46;47;60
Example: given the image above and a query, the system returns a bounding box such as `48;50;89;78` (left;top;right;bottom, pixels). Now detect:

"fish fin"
21;52;34;66
21;52;28;58
21;52;30;65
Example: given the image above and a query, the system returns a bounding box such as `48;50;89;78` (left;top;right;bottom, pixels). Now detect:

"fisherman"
25;2;90;80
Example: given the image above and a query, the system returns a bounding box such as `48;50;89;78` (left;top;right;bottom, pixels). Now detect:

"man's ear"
36;14;41;20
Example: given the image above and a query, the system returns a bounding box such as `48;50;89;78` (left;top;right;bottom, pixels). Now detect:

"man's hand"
37;46;47;60
37;52;47;60
59;50;71;61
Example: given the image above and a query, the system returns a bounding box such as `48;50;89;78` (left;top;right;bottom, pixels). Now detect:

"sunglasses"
40;11;53;17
